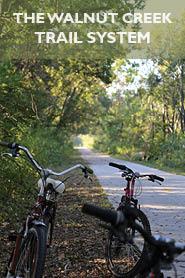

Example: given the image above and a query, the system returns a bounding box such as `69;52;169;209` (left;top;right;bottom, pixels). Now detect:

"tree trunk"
179;61;185;133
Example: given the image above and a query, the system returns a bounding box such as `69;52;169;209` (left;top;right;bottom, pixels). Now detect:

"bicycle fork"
6;233;23;277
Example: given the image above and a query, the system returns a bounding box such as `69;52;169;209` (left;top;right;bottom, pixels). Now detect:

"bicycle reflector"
38;178;65;194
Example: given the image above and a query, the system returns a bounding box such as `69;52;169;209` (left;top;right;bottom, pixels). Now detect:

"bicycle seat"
38;178;65;194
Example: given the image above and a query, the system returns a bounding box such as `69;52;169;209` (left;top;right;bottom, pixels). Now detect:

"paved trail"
79;147;185;277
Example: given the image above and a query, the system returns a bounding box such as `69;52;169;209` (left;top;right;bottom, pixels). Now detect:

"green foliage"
0;61;53;139
93;56;185;171
24;128;74;167
92;13;185;171
44;59;112;134
0;127;75;225
0;0;146;60
0;57;113;224
157;135;185;169
0;0;147;228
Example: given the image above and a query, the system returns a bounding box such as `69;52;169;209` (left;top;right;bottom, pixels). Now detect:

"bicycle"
82;203;185;278
0;141;93;278
106;162;164;277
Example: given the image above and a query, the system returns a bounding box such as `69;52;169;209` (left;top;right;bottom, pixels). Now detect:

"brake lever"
1;148;20;158
155;180;162;185
82;169;93;181
148;178;161;185
12;148;20;157
83;174;93;182
1;152;14;158
88;176;93;182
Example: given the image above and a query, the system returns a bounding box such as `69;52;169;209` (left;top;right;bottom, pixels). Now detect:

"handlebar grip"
174;241;185;254
0;141;17;149
85;167;93;175
150;175;164;182
109;162;133;173
152;235;185;254
82;203;120;225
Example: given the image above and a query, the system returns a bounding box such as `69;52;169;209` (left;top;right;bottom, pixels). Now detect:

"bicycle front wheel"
106;208;151;278
14;225;47;278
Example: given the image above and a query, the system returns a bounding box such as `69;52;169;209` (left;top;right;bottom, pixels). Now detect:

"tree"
0;0;146;60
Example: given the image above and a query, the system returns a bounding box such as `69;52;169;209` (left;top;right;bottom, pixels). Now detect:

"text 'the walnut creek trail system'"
13;12;173;44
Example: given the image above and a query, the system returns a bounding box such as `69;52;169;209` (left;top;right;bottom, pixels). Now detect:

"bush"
157;135;185;169
0;126;74;225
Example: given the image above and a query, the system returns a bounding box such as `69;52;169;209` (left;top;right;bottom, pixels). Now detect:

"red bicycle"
0;142;93;278
106;162;164;278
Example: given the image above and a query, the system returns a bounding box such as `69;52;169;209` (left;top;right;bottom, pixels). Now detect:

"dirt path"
79;147;185;277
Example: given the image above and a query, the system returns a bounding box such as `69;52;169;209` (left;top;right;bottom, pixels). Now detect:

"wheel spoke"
106;209;151;277
15;230;38;278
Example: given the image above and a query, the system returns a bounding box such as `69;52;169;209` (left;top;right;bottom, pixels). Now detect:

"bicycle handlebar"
109;162;133;173
46;164;93;177
0;141;15;148
148;174;164;182
82;203;124;226
0;141;93;177
82;203;185;256
0;142;43;171
109;162;164;182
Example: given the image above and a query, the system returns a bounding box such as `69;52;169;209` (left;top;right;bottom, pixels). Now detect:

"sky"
107;59;158;95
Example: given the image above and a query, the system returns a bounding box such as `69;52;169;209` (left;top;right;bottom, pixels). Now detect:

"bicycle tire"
44;209;56;248
106;208;151;278
44;218;53;247
12;225;47;278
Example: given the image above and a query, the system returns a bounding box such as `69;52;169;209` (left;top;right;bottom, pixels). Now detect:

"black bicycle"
106;162;164;277
82;203;185;278
0;142;93;278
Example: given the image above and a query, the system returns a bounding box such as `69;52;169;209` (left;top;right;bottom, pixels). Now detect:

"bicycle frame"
124;176;135;198
119;175;139;210
8;190;56;275
1;142;93;277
